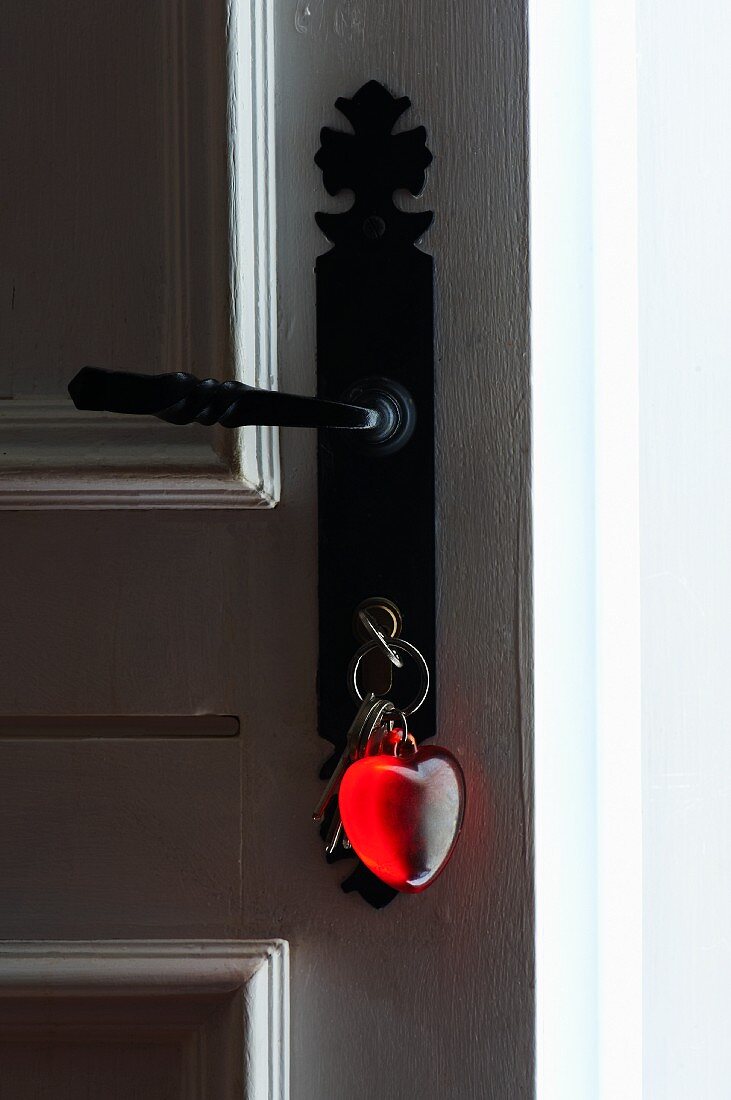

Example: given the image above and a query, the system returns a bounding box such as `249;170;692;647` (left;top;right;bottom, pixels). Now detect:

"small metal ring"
384;704;409;742
357;609;404;669
394;732;418;758
348;639;430;716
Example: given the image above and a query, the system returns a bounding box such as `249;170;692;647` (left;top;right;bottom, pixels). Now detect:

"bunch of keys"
313;605;465;894
312;691;411;855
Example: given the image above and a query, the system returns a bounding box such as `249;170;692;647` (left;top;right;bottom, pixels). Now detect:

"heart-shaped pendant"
338;740;465;892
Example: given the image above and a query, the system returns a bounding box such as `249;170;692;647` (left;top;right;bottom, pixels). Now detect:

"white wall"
531;0;598;1094
638;2;731;1096
535;2;731;1094
532;3;642;1096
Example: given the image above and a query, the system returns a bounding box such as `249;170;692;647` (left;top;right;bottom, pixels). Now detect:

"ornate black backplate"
315;81;435;907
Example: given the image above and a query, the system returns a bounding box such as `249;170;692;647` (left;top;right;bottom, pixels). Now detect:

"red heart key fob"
339;731;465;893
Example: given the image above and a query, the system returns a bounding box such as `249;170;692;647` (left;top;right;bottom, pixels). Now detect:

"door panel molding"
1;0;277;509
0;940;289;1099
0;715;240;738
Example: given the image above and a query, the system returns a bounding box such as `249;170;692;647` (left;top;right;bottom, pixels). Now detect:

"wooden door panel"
0;512;252;715
0;738;241;939
0;942;287;1100
0;1039;185;1100
0;0;276;506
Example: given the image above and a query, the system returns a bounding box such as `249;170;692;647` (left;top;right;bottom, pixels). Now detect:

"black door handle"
68;366;414;450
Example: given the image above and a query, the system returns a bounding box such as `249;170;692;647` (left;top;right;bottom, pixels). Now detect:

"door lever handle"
68;366;414;449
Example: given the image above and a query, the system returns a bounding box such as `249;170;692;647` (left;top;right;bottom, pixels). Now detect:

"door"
0;1;532;1097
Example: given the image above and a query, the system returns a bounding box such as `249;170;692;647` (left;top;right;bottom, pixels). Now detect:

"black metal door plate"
315;81;435;906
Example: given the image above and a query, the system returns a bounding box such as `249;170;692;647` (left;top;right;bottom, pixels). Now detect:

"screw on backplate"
362;215;386;240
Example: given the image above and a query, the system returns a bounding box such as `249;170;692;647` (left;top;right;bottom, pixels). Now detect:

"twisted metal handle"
68;367;380;430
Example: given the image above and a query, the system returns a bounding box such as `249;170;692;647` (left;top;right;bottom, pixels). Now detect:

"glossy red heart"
338;745;465;892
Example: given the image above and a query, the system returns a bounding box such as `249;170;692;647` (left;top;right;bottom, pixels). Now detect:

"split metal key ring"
357;608;404;669
348;638;430;716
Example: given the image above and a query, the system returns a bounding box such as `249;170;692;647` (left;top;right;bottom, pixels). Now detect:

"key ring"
348;638;430;715
385;704;410;744
357;608;404;668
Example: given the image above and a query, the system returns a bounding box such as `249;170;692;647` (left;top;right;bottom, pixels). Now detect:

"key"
317;696;396;855
323;699;391;854
324;805;346;855
313;692;378;824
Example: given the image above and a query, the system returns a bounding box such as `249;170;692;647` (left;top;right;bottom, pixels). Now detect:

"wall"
638;2;731;1095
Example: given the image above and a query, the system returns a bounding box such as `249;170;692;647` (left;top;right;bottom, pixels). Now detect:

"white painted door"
0;2;532;1097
